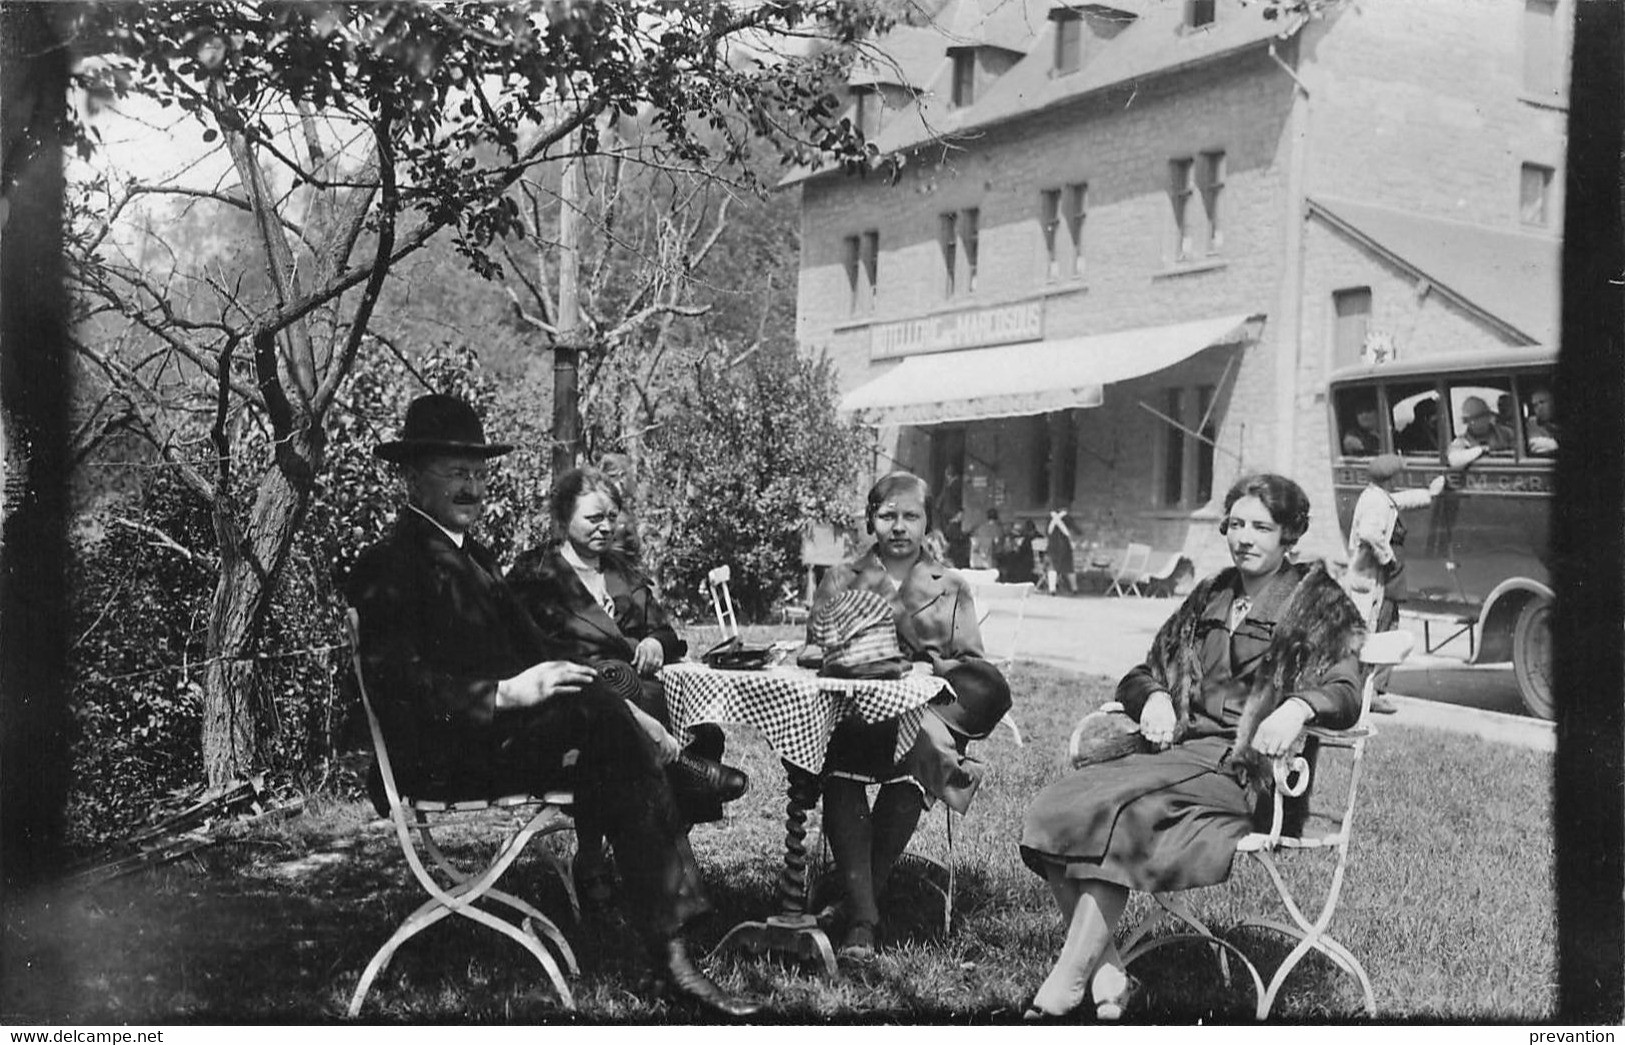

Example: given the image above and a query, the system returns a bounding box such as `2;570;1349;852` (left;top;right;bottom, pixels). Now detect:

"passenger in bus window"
1495;394;1518;431
1446;395;1517;467
1525;386;1559;456
1394;397;1440;455
1340;398;1382;456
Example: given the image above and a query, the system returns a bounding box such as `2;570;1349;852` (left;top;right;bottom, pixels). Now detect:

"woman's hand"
632;637;664;676
1252;699;1314;758
1139;691;1178;749
629;703;681;766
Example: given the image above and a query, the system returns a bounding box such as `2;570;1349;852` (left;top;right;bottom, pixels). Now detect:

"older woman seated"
509;466;746;904
810;470;1012;960
1018;473;1365;1020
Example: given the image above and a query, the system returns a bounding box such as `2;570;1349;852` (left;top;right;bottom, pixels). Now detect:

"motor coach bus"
1327;347;1556;718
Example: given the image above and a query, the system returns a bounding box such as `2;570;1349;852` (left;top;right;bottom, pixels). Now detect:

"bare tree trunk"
200;422;318;786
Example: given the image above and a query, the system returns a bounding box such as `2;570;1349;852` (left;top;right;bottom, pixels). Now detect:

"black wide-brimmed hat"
375;394;513;463
934;659;1013;742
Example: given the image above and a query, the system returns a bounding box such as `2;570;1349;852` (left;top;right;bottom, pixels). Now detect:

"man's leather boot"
670;752;750;804
655;937;762;1018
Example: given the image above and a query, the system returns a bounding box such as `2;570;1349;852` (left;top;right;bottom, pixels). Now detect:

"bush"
64;469;339;847
63;343;532;846
644;345;867;621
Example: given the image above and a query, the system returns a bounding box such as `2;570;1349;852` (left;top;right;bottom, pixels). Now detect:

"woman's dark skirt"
1019;734;1253;894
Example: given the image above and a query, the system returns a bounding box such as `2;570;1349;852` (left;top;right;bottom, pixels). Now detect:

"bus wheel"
1512;597;1554;720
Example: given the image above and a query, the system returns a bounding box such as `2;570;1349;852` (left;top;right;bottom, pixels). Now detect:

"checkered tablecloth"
657;662;951;773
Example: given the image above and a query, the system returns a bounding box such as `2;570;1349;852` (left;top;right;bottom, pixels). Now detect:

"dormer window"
1185;0;1216;28
1052;10;1082;76
950;48;976;107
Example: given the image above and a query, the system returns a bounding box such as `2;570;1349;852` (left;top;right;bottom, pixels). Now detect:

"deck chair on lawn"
1113;628;1414;1019
345;609;580;1017
1107;543;1153;597
1142;553;1190;598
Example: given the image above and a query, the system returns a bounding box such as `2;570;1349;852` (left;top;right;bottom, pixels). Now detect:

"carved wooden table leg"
709;760;837;975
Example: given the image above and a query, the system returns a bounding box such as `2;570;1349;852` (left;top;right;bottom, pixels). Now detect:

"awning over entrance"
839;312;1262;427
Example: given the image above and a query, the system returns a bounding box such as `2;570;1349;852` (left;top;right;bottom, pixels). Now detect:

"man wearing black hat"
345;393;761;1017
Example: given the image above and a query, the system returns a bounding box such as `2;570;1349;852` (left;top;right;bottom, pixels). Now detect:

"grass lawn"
2;633;1555;1024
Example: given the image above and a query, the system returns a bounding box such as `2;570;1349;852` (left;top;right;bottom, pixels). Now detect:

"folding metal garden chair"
1107;542;1153;597
1117;628;1415;1019
706;564;741;638
344;609;580;1017
966;579;1033;744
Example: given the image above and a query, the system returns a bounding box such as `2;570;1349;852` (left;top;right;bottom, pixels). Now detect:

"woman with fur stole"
1018;473;1366;1021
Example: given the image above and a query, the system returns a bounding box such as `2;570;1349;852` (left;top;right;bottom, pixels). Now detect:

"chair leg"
1122;893;1243;988
943;807;955;938
1238;915;1374;1017
349;872;577;1016
352;805;579;1017
482;885;579;975
348;893;459;1017
1241;848;1373;1018
1121;930;1268;1012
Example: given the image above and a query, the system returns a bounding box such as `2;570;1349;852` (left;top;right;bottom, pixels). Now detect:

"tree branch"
315;107;395;412
110;516;213;566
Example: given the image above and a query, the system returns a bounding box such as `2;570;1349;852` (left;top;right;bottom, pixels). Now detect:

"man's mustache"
452;496;483;506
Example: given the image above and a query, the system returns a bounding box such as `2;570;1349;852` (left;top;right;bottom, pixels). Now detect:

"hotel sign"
869;300;1044;360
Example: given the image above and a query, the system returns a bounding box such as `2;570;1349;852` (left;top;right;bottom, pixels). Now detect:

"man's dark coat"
346;509;555;796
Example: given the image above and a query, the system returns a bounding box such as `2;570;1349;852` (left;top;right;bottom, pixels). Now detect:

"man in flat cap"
1345;453;1446;713
345;393;760;1017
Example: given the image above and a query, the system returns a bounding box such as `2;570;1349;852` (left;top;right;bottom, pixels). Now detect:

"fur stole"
1069;561;1365;790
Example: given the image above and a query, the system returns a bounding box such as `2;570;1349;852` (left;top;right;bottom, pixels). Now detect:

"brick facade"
794;0;1566;574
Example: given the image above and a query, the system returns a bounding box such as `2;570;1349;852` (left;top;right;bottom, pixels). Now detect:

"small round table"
657;662;950;973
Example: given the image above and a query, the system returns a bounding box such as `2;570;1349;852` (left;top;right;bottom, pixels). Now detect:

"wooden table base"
710;760;838;975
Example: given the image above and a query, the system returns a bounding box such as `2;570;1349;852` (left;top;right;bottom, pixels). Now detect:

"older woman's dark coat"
505;545;686;667
507;543;730;824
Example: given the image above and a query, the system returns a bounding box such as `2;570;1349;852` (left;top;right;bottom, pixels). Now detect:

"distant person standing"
1044;505;1077;595
1002;519;1040;583
1345;454;1446;713
970;508;1004;570
934;464;968;568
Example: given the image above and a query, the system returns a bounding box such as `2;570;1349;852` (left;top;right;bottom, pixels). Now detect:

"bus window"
1446;378;1518;460
1521;381;1560;457
1334;386;1382;456
1389;381;1441;457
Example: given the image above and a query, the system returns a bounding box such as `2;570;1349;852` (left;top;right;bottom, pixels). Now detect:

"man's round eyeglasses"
424;466;491;483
